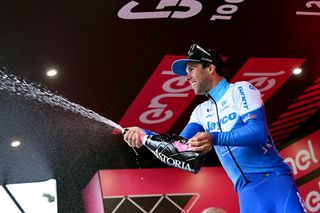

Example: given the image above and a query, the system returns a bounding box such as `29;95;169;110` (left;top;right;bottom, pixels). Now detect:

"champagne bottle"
123;129;205;174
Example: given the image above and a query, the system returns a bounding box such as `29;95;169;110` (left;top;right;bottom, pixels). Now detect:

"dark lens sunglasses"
188;44;211;57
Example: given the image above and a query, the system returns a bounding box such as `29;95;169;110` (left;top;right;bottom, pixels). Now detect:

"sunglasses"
188;44;211;57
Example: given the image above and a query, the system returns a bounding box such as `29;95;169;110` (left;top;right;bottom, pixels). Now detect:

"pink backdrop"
84;167;239;213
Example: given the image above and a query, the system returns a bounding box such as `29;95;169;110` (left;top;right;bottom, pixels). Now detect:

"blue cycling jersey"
180;78;292;191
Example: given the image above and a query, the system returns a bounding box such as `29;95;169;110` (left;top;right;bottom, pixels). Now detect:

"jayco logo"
206;112;237;131
118;0;245;21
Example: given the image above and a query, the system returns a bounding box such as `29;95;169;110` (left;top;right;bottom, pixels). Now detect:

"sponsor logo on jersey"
243;113;257;122
249;84;256;90
238;86;249;110
260;139;274;154
205;112;237;131
220;100;229;112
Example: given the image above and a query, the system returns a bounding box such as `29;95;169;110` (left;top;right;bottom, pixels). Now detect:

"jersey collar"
207;78;229;102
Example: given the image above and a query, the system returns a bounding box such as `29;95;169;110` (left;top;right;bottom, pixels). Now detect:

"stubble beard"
193;84;207;95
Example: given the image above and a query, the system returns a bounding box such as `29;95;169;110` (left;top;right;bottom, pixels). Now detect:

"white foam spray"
0;70;123;131
0;70;139;155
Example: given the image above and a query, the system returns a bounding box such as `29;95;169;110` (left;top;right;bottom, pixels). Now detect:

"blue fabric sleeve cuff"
144;129;156;135
210;132;219;145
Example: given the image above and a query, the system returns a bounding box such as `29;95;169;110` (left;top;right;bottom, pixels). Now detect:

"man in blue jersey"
124;44;306;213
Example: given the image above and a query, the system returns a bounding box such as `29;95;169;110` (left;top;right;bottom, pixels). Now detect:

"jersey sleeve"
211;82;269;146
234;81;263;118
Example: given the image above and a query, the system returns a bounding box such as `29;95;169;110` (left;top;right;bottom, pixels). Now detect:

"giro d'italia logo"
103;193;200;213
